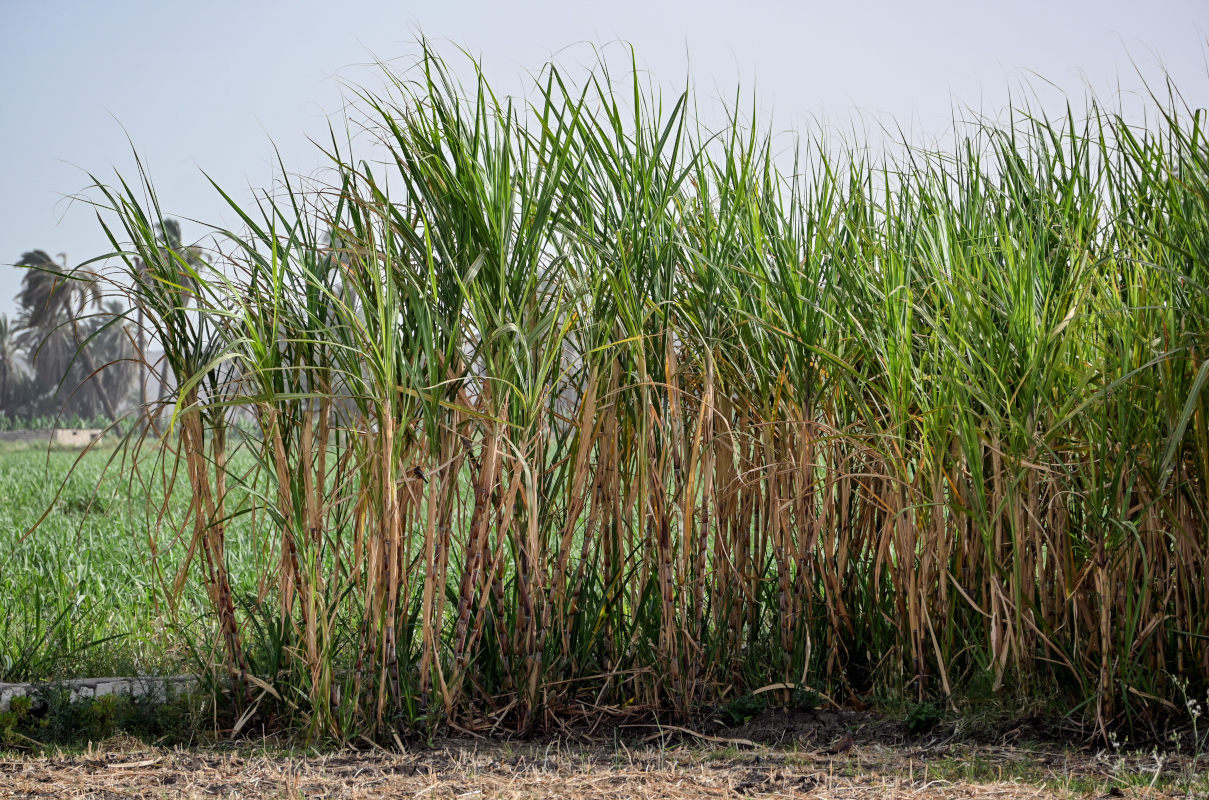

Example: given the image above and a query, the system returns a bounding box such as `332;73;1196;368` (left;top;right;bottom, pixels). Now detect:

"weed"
904;701;944;734
719;694;769;727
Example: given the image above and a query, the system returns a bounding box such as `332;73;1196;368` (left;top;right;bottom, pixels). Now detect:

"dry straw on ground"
0;737;1200;799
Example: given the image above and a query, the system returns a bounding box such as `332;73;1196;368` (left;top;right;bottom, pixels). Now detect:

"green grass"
0;444;267;682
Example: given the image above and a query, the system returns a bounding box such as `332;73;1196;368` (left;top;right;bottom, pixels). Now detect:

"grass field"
0;443;263;683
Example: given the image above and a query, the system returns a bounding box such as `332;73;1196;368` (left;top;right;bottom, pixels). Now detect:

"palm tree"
15;251;98;327
133;219;203;423
15;252;81;388
14;250;129;421
0;314;22;414
76;302;138;417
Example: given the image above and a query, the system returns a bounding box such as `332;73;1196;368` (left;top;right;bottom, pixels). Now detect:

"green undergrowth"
0;687;212;750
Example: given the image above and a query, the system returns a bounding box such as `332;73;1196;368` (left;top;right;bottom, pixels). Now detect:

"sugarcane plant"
72;41;1209;744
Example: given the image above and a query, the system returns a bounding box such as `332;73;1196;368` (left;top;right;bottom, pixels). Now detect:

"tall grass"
81;44;1208;742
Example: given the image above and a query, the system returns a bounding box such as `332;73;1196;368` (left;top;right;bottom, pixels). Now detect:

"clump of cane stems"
76;43;1209;743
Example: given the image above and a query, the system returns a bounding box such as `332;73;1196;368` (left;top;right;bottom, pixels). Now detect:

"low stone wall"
0;675;198;711
0;430;49;445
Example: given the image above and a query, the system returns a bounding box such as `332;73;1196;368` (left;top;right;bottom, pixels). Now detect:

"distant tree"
133;219;202;418
0;314;20;412
13;250;133;421
14;251;95;328
74;301;138;418
15;251;86;392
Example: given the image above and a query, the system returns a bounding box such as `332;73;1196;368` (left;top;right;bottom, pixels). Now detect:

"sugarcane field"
3;10;1209;798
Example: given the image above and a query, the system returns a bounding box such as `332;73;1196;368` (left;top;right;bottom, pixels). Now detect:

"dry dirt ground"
2;733;1206;800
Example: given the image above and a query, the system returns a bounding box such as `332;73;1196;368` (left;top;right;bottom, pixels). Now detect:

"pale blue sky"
2;0;1206;316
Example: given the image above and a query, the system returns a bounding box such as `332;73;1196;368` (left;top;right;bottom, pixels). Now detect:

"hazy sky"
2;0;1205;317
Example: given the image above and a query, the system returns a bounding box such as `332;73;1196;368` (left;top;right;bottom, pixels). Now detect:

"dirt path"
1;733;1202;799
